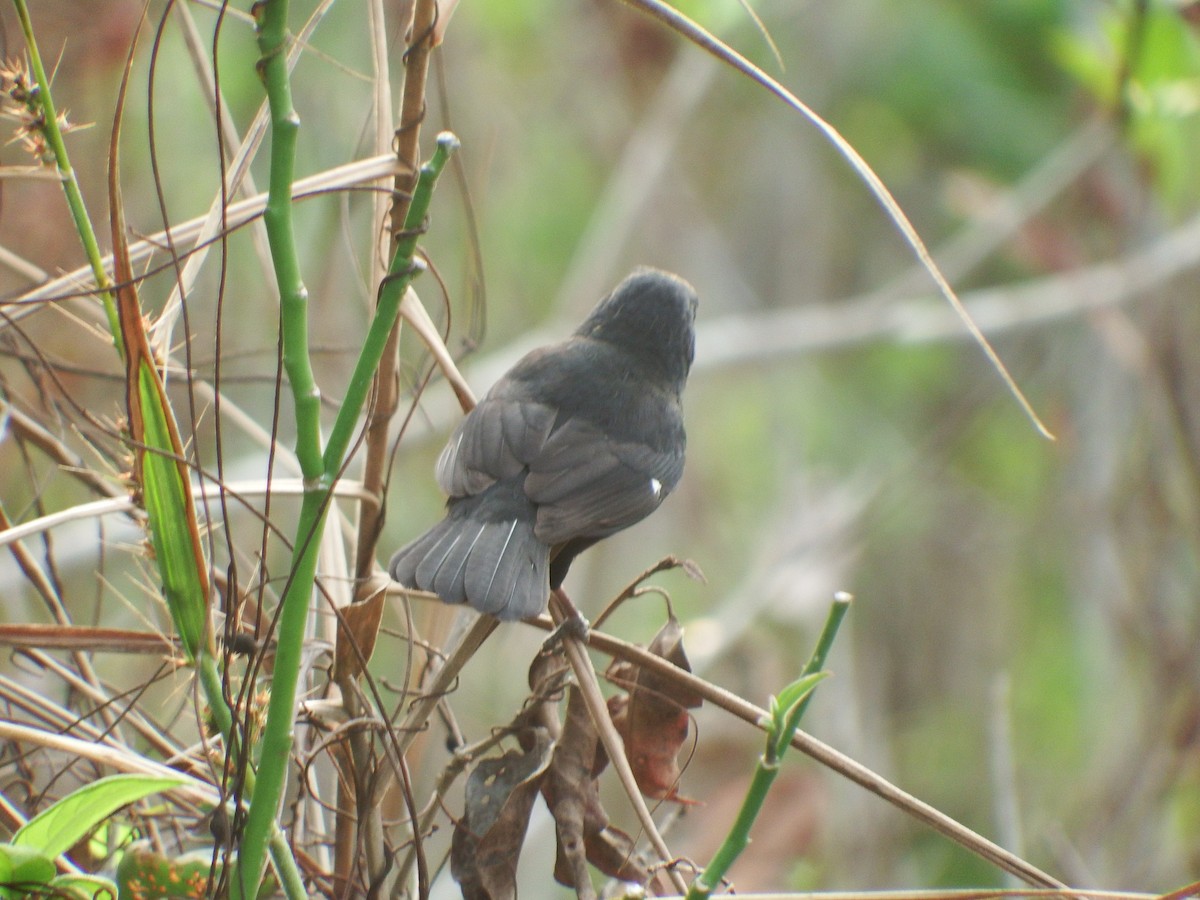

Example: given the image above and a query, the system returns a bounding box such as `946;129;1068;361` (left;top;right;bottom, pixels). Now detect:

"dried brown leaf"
543;686;660;896
333;588;386;681
451;729;553;900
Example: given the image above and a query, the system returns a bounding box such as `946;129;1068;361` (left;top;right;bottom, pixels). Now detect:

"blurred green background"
2;0;1200;894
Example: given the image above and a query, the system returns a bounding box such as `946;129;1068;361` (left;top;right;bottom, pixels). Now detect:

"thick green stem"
198;655;236;753
321;132;459;478
228;2;320;895
231;490;326;899
255;0;323;481
689;760;776;896
232;5;458;895
268;829;308;899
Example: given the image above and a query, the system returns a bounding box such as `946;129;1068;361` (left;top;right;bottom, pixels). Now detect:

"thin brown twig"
351;0;440;590
568;623;1068;891
550;589;691;896
619;0;1053;441
3;402;123;499
333;4;442;890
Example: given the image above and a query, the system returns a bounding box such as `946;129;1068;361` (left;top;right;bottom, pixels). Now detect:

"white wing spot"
650;478;662;498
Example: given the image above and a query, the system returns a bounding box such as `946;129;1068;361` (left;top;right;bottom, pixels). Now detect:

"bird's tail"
389;513;550;621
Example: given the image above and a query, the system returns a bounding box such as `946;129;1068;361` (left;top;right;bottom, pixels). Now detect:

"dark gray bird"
388;267;697;620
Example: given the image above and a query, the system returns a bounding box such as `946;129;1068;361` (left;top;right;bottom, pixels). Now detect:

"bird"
388;267;697;621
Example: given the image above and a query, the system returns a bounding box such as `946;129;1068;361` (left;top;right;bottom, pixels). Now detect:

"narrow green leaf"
771;671;828;759
138;363;207;659
12;774;186;859
774;671;828;725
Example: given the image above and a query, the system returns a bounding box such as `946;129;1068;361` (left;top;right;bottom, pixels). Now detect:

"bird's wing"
435;395;557;497
526;416;685;545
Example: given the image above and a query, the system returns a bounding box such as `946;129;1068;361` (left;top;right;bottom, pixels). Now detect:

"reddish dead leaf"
608;615;701;801
451;729;553;900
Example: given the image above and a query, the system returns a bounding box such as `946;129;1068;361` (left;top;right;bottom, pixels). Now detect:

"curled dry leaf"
544;686;660;896
332;585;386;682
607;615;702;802
450;641;681;897
451;728;554;900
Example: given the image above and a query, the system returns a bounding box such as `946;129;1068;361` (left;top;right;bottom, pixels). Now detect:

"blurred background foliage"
2;0;1200;895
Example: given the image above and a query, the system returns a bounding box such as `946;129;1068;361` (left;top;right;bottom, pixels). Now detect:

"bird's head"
575;267;698;393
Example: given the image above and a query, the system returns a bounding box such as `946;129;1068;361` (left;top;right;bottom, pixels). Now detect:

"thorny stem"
11;0;120;342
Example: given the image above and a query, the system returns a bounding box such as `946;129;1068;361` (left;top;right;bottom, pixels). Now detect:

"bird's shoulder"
495;337;683;446
436;335;684;498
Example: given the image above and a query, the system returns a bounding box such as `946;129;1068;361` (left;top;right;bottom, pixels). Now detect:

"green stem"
234;130;458;900
255;0;323;481
11;0;119;342
688;760;777;897
198;655;237;757
231;492;327;899
229;3;320;895
268;821;309;899
686;594;851;900
203;654;307;899
772;591;851;762
321;132;458;478
232;6;459;895
233;129;457;900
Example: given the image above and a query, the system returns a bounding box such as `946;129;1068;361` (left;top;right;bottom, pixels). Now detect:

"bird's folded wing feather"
526;417;684;545
436;396;557;497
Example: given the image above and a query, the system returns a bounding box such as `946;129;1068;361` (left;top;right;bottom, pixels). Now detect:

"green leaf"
773;672;828;727
49;873;119;899
771;671;829;759
0;843;56;898
116;845;213;898
138;363;207;660
12;774;186;859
